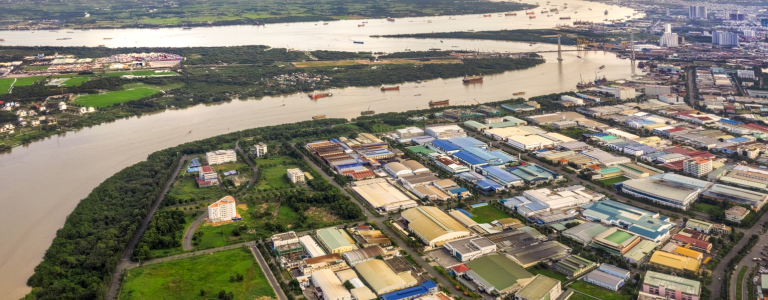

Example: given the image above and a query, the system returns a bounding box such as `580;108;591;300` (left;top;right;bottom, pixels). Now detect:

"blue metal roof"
449;187;469;194
481;165;522;183
719;118;744;125
449;136;486;149
430;139;462;151
457;208;473;217
476;179;503;191
188;158;201;167
464;147;504;165
727;137;750;143
330;138;340;143
490;150;516;162
454;151;487;165
523;202;549;211
627;225;665;240
592;132;609;137
379;281;437;300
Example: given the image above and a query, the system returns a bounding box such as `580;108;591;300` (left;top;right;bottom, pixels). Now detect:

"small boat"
526;11;535;15
182;27;192;30
381;85;400;91
387;17;395;22
505;13;517;16
103;38;112;40
353;41;364;44
429;48;441;51
560;16;571;19
513;92;526;96
529;16;536;19
429;100;450;107
309;93;333;99
151;27;160;30
467;29;474;32
462;75;483;83
416;80;422;83
358;24;365;27
324;23;329;25
483;14;492;17
604;10;608;15
0;39;4;42
362;21;368;23
577;56;582;58
98;44;105;47
56;38;71;40
599;65;605;69
312;115;326;120
66;31;74;33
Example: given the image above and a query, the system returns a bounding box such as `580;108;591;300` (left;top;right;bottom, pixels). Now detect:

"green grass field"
104;70;178;77
569;281;633;300
529;268;568;282
468;205;508;223
0;78;12;94
694;203;722;214
167;177;228;204
119;247;276;300
13;76;46;86
253;155;303;190
737;266;747;300
604;231;633;244
74;87;161;107
59;77;91;86
599;176;629;186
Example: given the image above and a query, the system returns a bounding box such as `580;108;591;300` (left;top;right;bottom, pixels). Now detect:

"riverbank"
1;0;535;30
0;47;544;152
376;29;659;45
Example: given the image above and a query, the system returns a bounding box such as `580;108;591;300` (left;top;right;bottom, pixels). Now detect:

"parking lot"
427;248;462;268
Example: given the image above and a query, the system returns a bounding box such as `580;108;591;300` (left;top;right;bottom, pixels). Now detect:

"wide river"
0;0;641;298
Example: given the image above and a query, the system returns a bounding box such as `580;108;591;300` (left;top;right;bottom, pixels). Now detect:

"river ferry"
429;100;450;107
309;93;333;99
380;86;400;91
462;75;483;83
505;13;517;16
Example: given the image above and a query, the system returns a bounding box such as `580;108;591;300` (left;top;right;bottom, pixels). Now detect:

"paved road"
106;154;196;300
718;223;767;299
250;243;289;300
235;141;260;188
182;211;208;250
687;68;695;106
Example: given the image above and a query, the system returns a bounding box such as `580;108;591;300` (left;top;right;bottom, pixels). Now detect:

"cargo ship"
361;106;375;115
387;17;395;22
526;11;535;15
560;16;571;19
599;65;605;69
462;75;483;83
358;24;365;27
353;41;364;44
308;93;333;99
324;23;329;25
541;10;548;13
56;38;71;40
312;115;326;120
505;13;517;16
483;14;492;17
529;16;536;19
513;92;526;96
429;100;450;108
381;86;400;91
0;39;4;42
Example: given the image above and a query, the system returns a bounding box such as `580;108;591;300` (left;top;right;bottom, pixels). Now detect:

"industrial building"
316;228;359;254
396;127;426;140
562;222;610;246
444;236;497;262
300;254;349;275
619;173;712;210
508;164;563;186
581;200;674;243
670;234;711;253
581;268;626;291
355;259;418;295
521;185;604;211
622;240;657;265
726;206;750;223
525;112;585;125
685;220;713;234
581;150;632;166
514;275;562;300
425;125;466;139
590;228;642;256
463;255;535;295
312;269;352;300
401;206;471;247
429;153;470;174
642;271;701;300
350;179;419;212
504;240;571;268
617;163;660;179
300;235;327;258
271;231;304;260
649;251;701;274
701;184;768;210
553;255;595;277
342;245;386;267
379;281;438;300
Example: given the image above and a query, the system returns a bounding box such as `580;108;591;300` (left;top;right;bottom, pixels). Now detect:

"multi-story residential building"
683;158;713;177
206;149;237;165
659;24;679;47
208;196;238;223
725;206;750;223
287;168;306;184
197;166;220;187
251;142;268;157
642;271;701;300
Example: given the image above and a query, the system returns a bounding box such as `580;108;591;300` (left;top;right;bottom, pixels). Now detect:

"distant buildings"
355;259;418;294
350;179;419;212
712;31;739;47
701;184;768;211
581;200;674;243
463;255;534;295
688;5;707;19
206;149;237;165
251;142;267;157
642;271;701;300
287;168;306;184
553;255;595;277
659;24;679;47
208;196;237;223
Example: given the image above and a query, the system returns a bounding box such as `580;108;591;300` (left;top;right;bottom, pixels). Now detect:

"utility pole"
557;35;563;61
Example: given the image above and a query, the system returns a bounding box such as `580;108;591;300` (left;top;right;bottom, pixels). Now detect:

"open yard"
599;176;629;186
254;155;304;190
694;203;723;215
119;247;275;300
468;205;508;223
568;281;633;300
166;177;228;205
74;83;183;107
0;76;46;94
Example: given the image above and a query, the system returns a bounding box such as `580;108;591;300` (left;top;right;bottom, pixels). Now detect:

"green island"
0;46;544;152
3;0;535;29
119;247;275;300
377;29;659;45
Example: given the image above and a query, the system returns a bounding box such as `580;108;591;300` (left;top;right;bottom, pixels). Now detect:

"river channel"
0;0;641;298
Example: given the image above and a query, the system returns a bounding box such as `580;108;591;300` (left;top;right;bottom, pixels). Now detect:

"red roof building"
662;161;685;170
672;234;712;253
663;147;694;155
451;264;470;274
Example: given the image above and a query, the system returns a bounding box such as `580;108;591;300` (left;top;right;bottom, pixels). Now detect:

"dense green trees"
133;210;187;260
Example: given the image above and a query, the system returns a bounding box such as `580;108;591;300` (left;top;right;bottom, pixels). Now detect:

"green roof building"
464;121;489;132
316;228;358;254
553;255;595;278
406;146;435;156
464;255;534;295
622;240;658;265
515;275;563;300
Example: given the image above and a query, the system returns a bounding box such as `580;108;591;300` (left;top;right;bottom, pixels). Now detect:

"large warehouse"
581;200;674;243
619;173;712;210
562;222;610;246
590;228;641;256
701;184;768;210
350;179;419;212
401;206;471;247
464;255;535;295
355;259;418;295
312;269;352;300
